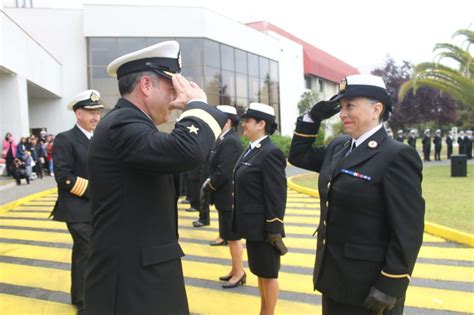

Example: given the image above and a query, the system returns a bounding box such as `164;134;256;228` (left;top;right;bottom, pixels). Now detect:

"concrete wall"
0;73;29;138
5;8;87;135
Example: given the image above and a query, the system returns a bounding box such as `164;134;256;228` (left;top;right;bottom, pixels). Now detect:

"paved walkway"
0;188;473;314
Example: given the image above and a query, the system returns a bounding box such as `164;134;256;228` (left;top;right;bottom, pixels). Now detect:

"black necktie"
345;142;356;157
242;146;252;159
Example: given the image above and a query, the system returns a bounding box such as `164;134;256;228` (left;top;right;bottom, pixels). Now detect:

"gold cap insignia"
368;140;378;148
90;92;100;102
339;78;347;92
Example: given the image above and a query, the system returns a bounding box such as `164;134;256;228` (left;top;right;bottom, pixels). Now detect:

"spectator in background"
465;130;473;159
457;131;465;154
422;129;431;161
24;150;34;180
407;129;417;149
433;129;442;161
3;132;17;176
46;134;55;176
10;157;29;185
446;131;453;159
16;137;27;161
28;135;43;179
396;130;404;143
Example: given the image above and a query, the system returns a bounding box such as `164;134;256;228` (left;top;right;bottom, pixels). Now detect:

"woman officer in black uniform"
232;103;287;315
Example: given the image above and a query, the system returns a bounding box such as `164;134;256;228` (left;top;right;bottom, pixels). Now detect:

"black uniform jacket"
289;118;425;306
84;98;226;315
208;129;243;211
51;125;92;223
232;137;287;241
433;135;442;149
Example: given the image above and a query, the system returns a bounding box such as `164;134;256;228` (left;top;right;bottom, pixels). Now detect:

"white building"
0;2;358;139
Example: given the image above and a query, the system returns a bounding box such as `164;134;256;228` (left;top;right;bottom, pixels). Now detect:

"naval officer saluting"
289;74;425;314
84;41;226;315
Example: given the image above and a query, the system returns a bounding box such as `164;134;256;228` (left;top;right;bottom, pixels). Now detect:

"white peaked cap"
107;40;181;79
66;89;104;111
217;105;237;115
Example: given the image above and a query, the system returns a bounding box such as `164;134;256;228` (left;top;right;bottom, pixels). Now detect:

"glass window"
221;44;235;71
319;79;324;92
177;38;203;67
89;38;116;50
236;73;248;98
248;76;259;102
204;40;220;68
145;37;170;46
181;66;204;88
117;38;147;56
90;66;109;79
259;57;269;80
221;70;235;99
220;94;234;105
270;81;279;104
91;49;116;66
205;66;221;96
259;78;270;104
207;94;220;106
248;53;259;77
269;60;279;81
235;49;247;74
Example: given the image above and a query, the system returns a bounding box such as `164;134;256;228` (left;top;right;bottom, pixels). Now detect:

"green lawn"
292;164;474;234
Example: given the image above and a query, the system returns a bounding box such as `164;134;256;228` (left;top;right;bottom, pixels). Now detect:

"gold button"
327;182;331;189
323;220;326;226
325;201;329;207
322;239;326;245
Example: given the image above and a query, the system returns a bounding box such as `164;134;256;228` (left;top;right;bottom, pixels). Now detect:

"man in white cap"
396;130;404;143
446;130;453;159
465;130;473;159
433;129;442;161
84;41;226;315
289;74;424;314
50;89;104;314
422;129;431;161
407;129;417;149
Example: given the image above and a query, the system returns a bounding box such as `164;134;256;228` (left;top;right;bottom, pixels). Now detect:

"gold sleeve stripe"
209;181;217;191
266;218;284;223
293;131;317;138
77;179;89;197
73;178;85;196
70;178;82;195
381;271;411;280
178;108;221;140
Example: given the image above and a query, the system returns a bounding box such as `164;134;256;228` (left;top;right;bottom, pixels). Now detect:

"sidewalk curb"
287;175;474;248
0;187;57;215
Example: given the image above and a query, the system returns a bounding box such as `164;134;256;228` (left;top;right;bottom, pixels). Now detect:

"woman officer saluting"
232;103;288;315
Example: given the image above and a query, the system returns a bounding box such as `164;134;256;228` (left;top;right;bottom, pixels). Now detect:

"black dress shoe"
209;239;228;246
180;199;191;204
192;221;210;227
185;207;198;212
219;274;232;281
222;273;246;289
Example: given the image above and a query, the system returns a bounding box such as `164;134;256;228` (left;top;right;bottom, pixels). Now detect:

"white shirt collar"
76;124;93;140
219;128;231;140
250;135;268;149
352;124;383;149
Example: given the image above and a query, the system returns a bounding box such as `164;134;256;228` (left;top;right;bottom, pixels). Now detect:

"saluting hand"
309;101;340;122
170;74;208;110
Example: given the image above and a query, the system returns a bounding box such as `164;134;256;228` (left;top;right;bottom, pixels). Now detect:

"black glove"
309;101;340;122
265;233;288;255
199;178;211;209
363;287;397;315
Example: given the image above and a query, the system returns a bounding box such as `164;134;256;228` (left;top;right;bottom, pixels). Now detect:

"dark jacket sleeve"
288;117;327;173
263;147;287;234
53;133;89;199
110;101;226;174
374;145;425;298
209;138;242;190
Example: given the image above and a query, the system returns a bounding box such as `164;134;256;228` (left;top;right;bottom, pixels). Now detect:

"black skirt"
246;240;280;279
217;208;241;241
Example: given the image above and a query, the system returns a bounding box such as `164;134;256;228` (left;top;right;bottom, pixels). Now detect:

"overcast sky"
19;0;474;73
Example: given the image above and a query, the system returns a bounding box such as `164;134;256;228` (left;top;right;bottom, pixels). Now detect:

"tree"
297;89;319;115
372;57;457;130
399;29;474;107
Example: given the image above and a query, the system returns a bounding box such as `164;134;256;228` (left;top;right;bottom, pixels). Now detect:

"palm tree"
399;29;474;107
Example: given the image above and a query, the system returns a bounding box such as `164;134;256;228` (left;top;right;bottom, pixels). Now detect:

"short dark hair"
253;118;277;135
118;71;159;96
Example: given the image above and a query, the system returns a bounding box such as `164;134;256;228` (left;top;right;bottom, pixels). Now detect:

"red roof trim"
246;21;359;83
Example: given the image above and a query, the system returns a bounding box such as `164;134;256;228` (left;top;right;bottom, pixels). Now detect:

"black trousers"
67;222;91;312
322;295;404;315
434;147;441;160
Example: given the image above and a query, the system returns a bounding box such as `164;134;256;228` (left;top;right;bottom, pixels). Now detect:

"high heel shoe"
222;272;246;289
219;274;233;281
